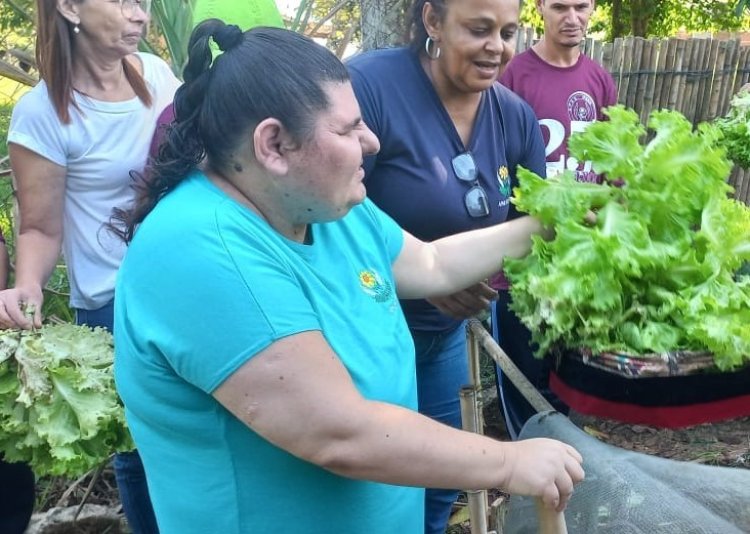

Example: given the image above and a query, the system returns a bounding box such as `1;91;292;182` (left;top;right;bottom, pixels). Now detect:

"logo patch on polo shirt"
497;165;511;198
358;269;393;304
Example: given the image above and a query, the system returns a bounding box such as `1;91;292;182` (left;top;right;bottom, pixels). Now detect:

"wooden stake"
460;386;488;534
668;38;687;111
536;500;568;534
636;38;657;123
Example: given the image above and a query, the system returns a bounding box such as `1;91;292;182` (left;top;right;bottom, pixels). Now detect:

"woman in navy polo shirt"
347;0;545;531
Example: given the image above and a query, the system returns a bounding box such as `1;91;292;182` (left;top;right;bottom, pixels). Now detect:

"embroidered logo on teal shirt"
359;269;393;303
497;165;512;198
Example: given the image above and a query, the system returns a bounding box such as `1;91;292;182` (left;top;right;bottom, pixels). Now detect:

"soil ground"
568;412;750;469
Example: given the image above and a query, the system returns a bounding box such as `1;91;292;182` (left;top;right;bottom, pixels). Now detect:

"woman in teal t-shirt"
111;21;584;533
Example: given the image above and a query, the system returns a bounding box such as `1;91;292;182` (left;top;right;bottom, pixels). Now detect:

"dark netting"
503;411;750;534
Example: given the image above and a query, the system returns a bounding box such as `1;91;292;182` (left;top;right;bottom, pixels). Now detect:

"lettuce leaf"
0;324;133;476
507;106;750;370
715;89;750;169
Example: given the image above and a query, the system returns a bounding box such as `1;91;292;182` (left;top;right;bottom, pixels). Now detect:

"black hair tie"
213;24;244;52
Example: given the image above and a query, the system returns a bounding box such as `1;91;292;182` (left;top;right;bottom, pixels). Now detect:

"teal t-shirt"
114;172;423;533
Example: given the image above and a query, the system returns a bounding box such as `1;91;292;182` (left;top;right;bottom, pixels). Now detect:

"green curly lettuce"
715;89;750;169
0;323;133;476
506;106;750;371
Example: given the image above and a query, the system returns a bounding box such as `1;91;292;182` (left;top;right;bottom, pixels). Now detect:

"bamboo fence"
516;29;750;205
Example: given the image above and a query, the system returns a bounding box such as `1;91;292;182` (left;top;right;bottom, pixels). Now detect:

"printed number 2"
539;119;591;157
539;119;565;157
539;119;595;177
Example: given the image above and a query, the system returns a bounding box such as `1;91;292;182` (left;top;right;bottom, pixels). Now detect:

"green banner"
192;0;284;30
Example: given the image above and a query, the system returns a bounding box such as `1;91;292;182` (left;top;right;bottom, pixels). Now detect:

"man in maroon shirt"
501;0;617;183
495;0;618;438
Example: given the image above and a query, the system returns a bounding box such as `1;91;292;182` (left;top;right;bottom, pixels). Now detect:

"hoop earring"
424;36;441;60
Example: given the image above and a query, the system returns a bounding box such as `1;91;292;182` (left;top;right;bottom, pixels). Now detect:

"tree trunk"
359;0;410;51
609;0;628;38
630;0;660;37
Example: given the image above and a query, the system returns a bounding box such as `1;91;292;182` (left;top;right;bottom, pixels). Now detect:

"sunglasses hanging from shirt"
451;152;489;218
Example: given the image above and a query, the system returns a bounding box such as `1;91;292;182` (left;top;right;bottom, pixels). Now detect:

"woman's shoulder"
7;81;69;165
346;47;413;76
10;81;56;121
492;81;524;104
134;53;179;83
13;80;51;108
491;83;535;115
488;83;540;135
346;47;422;104
134;52;171;69
133;52;181;103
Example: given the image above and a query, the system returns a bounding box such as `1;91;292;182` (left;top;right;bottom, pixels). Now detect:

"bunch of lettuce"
506;106;750;371
715;89;750;169
0;323;133;476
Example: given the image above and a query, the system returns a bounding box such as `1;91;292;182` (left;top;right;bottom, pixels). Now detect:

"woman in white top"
2;0;180;532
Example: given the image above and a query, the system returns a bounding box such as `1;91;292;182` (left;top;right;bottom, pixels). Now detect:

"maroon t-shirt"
500;48;618;183
149;103;175;160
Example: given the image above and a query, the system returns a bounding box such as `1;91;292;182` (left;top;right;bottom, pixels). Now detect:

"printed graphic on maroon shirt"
542;90;599;183
568;91;597;122
499;49;618;186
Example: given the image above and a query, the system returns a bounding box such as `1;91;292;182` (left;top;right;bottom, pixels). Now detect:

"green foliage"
0;323;133;477
598;0;750;38
519;2;543;35
518;0;746;41
146;0;196;76
311;0;360;54
41;269;74;323
0;103;11;160
507;106;750;370
650;0;746;36
0;0;34;34
0;104;15;260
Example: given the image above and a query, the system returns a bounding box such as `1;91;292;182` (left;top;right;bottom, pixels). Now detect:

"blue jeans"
492;292;568;440
76;301;159;534
412;322;470;534
0;458;35;534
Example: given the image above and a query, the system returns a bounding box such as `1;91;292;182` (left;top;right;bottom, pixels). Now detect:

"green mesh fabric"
503;412;750;534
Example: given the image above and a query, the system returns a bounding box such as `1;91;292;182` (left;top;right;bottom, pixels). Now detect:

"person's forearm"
216;331;583;507
302;399;510;490
406;216;545;299
14;230;63;291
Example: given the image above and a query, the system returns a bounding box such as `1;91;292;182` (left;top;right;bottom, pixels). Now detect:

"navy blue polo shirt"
348;47;545;332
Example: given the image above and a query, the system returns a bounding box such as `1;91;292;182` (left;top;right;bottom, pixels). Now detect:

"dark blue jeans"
0;457;35;534
492;292;568;440
76;301;159;534
412;322;470;534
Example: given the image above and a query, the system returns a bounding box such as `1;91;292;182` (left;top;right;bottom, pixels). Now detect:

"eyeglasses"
117;0;151;17
452;152;489;218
